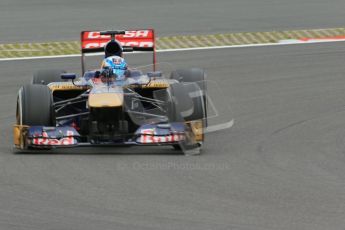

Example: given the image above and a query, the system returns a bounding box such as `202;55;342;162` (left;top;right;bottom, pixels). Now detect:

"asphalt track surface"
2;0;345;43
1;42;345;229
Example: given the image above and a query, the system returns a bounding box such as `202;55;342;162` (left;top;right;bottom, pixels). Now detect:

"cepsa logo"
83;41;154;49
82;30;154;49
86;30;151;39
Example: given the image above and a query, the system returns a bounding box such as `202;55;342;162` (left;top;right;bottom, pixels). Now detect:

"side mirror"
61;73;77;80
147;71;162;78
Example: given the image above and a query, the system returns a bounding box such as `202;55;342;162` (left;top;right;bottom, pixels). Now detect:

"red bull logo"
32;131;76;146
138;129;185;144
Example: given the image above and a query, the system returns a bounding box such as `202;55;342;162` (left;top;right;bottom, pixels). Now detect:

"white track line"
0;39;344;62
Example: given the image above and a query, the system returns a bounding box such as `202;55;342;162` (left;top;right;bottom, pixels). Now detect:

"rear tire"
17;84;55;126
32;69;66;85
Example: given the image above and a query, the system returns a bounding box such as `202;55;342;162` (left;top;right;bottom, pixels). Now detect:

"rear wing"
80;29;156;73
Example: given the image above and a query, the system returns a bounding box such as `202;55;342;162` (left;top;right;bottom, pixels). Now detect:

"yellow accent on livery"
48;82;89;92
13;125;29;149
88;93;124;108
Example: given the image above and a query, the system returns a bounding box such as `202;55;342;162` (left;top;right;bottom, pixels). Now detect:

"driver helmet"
101;56;128;80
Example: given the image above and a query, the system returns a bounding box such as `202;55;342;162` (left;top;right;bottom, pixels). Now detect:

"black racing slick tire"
167;83;193;122
170;68;207;123
182;83;206;122
17;84;55;126
168;82;204;155
170;70;207;155
31;69;66;85
167;82;206;122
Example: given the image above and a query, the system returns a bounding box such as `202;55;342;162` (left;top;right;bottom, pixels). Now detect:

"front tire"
170;68;207;124
17;84;55;126
167;83;205;155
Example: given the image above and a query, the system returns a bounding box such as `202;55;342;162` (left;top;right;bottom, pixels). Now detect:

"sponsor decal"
82;30;154;50
32;131;76;146
84;30;152;39
138;129;185;143
145;82;169;88
83;41;153;49
48;83;88;91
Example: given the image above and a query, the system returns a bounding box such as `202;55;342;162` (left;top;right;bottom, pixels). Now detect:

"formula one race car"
13;29;207;154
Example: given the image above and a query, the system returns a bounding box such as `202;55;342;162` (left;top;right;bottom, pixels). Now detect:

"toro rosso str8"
13;29;207;154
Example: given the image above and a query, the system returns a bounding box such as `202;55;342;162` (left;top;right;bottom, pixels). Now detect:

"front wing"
13;121;203;150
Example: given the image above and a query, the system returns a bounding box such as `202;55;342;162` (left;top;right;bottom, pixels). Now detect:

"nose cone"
88;93;124;108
